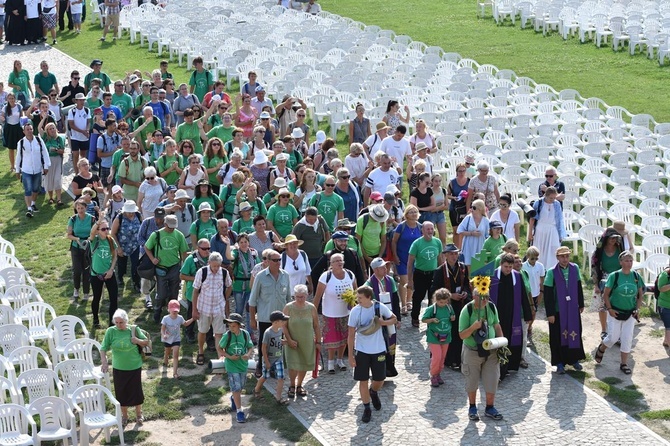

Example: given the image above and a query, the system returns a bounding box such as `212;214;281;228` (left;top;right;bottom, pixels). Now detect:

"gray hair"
330;253;344;264
476;160;490;171
230;149;243;160
294;284;308;296
112;309;129;323
144;166;157;177
142;106;154;115
209;252;223;264
266;249;280;260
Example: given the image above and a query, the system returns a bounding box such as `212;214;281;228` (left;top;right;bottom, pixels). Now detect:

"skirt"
534;221;560;270
113;367;144;407
42;12;57;29
44;156;63;191
322;316;348;350
3;123;23;150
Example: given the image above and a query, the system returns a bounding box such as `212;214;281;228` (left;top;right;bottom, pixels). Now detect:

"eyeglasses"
471;206;478;210
499;203;509;208
545;174;554;178
292;260;299;271
212;142;221;146
146;177;155;180
99;227;110;231
199;246;210;251
49;94;57;97
190;161;199;165
325;183;336;187
457;169;466;173
279;195;290;198
339;175;350;179
269;258;281;262
465;162;473;166
73;77;80;80
297;114;306;117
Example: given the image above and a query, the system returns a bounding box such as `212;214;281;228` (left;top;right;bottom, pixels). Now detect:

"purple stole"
489;269;524;347
553;263;581;349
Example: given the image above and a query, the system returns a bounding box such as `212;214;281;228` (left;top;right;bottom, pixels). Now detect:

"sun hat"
224;313;245;326
315;130;326;143
168;299;180;313
128;74;140;84
386;184;401;195
291;128;305;139
111;185;123;195
415;142;429;152
376;122;390;131
443;243;460;253
370;191;384;202
121;200;139;213
259;111;271;119
197;178;210;186
197;202;214;213
165;215;178;228
239;201;253;212
612;221;628;235
369;204;389;223
81;187;96;198
281;234;304;247
464;155;475;164
275;153;289;162
269;310;290;322
337;218;356;229
273;177;287;188
277;187;293;199
174;189;190;200
253;150;269;165
255;85;265;92
370;257;388;269
74;93;86;100
556;246;571;256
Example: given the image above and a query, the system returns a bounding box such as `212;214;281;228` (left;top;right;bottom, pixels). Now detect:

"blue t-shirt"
149;101;167;127
335;185;359;222
394;222;423;264
100;105;123;121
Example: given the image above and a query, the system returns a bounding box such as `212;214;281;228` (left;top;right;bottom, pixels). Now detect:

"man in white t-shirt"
379;124;412;188
68;93;91;174
363;122;388;160
364;153;398;205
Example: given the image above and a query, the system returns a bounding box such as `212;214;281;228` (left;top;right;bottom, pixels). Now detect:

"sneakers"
99;36;106;41
73;289;79;299
572;362;583;371
430;376;440;387
337;358;347;371
31;204;39;212
468;406;479;421
236;411;246;423
361;407;372;423
328;360;335;374
436;374;444;385
484;406;503;420
230;395;236;411
52;39;57;45
82;294;90;301
369;388;381;410
519;359;529;369
145;297;153;309
557;363;566;375
26;209;33;218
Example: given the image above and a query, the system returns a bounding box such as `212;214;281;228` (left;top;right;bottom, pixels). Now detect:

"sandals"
287;386;296;398
620;363;632;375
401;305;408;316
48;198;55;205
253;389;263;399
594;344;606;364
196;354;205;365
296;386;307;396
56;200;63;206
276;398;290;406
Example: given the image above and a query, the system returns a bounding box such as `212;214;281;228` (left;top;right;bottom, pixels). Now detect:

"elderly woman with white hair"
466;160;500;217
137;166;168;219
283;284;321;398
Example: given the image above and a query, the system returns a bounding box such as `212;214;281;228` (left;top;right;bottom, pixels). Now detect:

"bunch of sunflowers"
341;288;357;307
471;275;491;298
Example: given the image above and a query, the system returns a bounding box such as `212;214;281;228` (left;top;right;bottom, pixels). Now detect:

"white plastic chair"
563;209;584;253
54;359;97;404
0;355;16;385
16;369;64;407
639;198;669;218
28;396;78;446
47;316;89;365
640;216;670;237
579;224;605;272
8;346;53;376
638;181;667;200
641;235;670;263
0;376;20;404
0;268;35;293
0;324;33;359
16;302;56;342
0;304;18;325
0;404;36;446
2;286;43;311
644;253;670;283
63;338;111;390
72;384;125;446
581;189;610;208
579;205;610;227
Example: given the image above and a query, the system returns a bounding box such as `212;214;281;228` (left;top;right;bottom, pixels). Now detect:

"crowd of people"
2;53;666;426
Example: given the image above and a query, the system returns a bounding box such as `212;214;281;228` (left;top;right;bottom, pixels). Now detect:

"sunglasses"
297;114;306;117
199;246;210;251
499;203;509;208
212;142;221;146
269;258;281;262
99;227;110;231
146;177;155;180
49;94;57;97
292;260;299;271
279;195;290;198
190;161;199;165
73;77;80;80
340;175;350;179
325;184;336;187
545;174;554;178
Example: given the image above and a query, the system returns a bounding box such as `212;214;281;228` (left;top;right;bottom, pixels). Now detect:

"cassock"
5;0;26;45
490;269;532;376
544;263;586;366
430;261;471;369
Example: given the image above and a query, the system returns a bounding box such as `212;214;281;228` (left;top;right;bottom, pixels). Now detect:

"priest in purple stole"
543;246;586;374
489;253;533;379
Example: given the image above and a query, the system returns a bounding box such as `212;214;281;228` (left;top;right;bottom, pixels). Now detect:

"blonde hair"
471;199;485;213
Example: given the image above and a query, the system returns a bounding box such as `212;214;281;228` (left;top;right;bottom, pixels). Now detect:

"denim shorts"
21;172;42;196
72;13;82;24
228;372;247;392
659;306;670;330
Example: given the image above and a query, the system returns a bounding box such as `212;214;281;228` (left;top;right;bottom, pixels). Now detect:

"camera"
517;199;536;219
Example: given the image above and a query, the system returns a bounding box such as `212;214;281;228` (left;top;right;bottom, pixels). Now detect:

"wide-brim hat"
337;218;356;229
111;185;123;195
224;313;245;326
281;234;304;247
369;204;389;222
291;128;304;139
273;177;287;188
165;215;178;228
197;202;214;213
415;142;428;151
443;243;460;253
239;201;253;212
121;200;138;214
253;150;269;165
277;187;294;199
74;93;86;100
376;122;390;131
316;130;326;143
556;246;571;256
275;153;289;162
174;189;190;200
612;220;628;235
81;187;96;198
128;74;140;84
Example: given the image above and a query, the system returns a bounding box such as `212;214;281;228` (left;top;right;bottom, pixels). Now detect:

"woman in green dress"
283;284;321;398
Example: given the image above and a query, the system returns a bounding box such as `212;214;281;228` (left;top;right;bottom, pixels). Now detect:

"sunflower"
341;288;357;307
471;275;491;297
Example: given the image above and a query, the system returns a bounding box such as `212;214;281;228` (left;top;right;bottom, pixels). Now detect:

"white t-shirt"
282;250;311;296
522;260;546;298
380;136;412;173
70;0;83;14
348;302;392;354
68;106;91;142
42;0;57;14
489;209;521;241
319;270;354;318
363;133;384;157
24;0;39;18
138;180;166;219
365;167;398;195
345;154;368;180
409;133;436;150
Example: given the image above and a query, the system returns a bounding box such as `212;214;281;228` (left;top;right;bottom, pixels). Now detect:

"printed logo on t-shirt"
420;246;439;261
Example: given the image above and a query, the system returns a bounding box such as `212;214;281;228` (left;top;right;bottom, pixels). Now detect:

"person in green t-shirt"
192;179;223;218
656;266;670;348
266;189;299;240
42;122;65;205
202;138;228;190
596;251;644;374
422;288;455;387
232;203;255;235
308;178;345;232
189;202;218;246
112;82;134;122
88;220;119;327
355;204;388;265
188;57;214;102
155;139;184;186
132;107;162;154
179;242;209;343
219;313;254;423
84;61;112;92
8;61;33;107
481;221;506;265
230;234;259;329
407;221;443;325
175;108;206;154
33;61;59;98
206;116;234;144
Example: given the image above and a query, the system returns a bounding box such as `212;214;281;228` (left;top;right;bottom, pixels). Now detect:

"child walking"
422;288;455;387
161;299;194;379
220;313;254;423
522;246;545;339
254;310;290;405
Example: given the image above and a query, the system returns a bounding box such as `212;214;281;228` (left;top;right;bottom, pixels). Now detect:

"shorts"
70;139;89;153
197;313;225;334
21;172;42;196
353;351;386;382
449;209;466;227
262;359;285;379
72;13;82;24
461;345;499;394
163;341;181;348
100;167;111;186
228;372;247;393
531;295;539;311
425;211;446;224
658;306;670;330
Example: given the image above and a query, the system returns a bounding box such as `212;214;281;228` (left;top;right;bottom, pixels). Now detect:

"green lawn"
322;0;670;122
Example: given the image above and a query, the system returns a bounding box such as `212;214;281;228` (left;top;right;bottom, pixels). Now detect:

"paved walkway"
282;320;668;446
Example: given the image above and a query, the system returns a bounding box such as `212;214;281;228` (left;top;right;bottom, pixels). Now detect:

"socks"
237;409;243;413
470;404;477;409
363;403;371;409
485;405;493;410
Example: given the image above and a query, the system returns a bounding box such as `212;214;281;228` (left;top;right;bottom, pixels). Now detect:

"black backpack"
19;136;46;171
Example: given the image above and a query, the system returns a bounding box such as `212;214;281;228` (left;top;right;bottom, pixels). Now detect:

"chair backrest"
639;198;668;218
63;338;103;365
8;346;53;376
3;285;43;311
71;384;118;417
0;404;36;441
54;359;95;399
28;396;77;442
16;302;56;337
579;224;605;252
0;324;32;358
0;376;20;404
0;268;33;293
645;253;670;282
47;316;89;364
17;368;63;405
0;304;18;325
641;235;670;256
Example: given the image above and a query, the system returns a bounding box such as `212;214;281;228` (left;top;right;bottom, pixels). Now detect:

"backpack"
221;329;250;352
197;264;229;292
609;270;643;295
99;132;120;154
281;250;308;271
19;136;46;171
123;155;148;172
115;211;142;232
653;269;670;300
220;184;240;220
467;301;496;317
266;166;294;191
325;268;354;284
233;248;258;277
86;236;115;273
